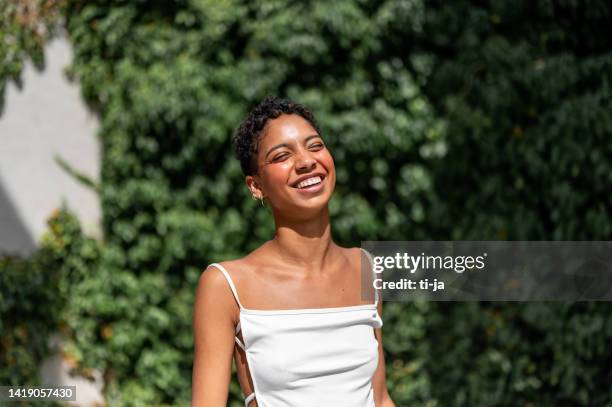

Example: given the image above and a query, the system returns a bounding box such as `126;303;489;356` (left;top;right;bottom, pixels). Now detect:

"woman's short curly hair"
232;96;321;176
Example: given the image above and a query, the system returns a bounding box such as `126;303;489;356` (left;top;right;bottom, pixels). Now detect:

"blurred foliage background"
1;0;612;406
0;0;63;111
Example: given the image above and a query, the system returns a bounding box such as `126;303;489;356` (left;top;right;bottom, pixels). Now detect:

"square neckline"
239;302;378;315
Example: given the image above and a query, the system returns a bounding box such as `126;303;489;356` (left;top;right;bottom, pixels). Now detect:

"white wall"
0;33;102;256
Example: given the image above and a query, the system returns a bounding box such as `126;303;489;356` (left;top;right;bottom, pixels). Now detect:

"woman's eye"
272;144;322;161
273;153;289;161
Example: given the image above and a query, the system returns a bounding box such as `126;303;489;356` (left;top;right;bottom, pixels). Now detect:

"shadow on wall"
0;179;36;256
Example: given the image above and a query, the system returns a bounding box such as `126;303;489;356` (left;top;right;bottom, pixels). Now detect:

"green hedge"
0;209;98;407
2;0;611;406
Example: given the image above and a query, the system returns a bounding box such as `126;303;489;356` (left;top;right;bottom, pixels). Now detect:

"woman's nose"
296;153;316;171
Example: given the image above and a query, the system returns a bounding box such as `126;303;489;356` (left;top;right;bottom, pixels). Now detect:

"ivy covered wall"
2;1;611;406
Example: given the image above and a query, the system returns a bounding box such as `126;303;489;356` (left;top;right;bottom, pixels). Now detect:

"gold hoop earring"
252;194;265;207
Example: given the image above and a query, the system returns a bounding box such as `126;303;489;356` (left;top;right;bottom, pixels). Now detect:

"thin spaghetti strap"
244;392;256;406
360;248;379;306
209;263;245;310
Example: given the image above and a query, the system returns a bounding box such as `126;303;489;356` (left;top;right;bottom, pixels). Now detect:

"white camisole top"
208;248;383;407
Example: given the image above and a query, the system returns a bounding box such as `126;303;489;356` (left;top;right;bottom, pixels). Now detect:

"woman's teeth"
296;176;322;189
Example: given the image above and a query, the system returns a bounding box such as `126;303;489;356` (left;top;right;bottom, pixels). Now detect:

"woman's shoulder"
202;249;264;287
341;246;369;261
339;245;367;254
196;257;255;317
202;257;250;283
198;251;269;313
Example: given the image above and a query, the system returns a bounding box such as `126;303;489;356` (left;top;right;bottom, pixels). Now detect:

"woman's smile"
290;173;326;194
293;177;324;194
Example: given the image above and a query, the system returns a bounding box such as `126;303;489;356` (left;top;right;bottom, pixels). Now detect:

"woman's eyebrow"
265;134;321;158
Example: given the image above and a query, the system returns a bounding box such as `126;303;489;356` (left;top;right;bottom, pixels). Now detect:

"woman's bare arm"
372;300;396;407
192;265;239;406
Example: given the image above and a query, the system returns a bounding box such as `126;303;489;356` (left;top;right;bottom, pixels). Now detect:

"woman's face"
247;114;336;216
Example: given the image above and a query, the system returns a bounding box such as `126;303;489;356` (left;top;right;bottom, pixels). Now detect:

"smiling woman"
235;98;336;217
191;96;395;407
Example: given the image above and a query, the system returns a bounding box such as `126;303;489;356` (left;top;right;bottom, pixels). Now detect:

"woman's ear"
246;175;264;199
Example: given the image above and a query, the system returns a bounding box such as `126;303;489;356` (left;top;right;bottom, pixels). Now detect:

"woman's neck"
269;207;339;271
